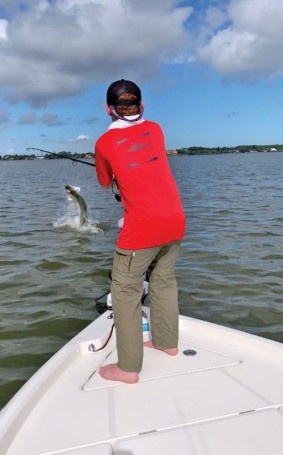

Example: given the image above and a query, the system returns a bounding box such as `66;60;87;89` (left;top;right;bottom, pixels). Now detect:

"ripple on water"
35;260;69;271
1;155;283;409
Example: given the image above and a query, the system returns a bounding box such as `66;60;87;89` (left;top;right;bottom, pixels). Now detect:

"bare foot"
144;341;178;356
99;363;139;384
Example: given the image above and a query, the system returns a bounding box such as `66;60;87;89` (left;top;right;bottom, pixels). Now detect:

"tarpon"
65;184;88;226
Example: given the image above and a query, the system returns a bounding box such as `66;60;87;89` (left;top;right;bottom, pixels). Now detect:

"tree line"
0;151;92;161
176;145;283;155
1;145;283;160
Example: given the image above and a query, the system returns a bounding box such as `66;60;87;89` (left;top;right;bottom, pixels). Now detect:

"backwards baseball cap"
106;79;142;107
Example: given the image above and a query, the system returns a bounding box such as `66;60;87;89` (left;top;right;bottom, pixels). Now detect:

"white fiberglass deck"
0;310;283;454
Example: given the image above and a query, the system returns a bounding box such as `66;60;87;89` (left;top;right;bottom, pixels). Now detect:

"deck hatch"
83;341;241;391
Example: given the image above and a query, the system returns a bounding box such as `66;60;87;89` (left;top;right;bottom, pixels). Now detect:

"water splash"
53;212;103;234
52;197;103;234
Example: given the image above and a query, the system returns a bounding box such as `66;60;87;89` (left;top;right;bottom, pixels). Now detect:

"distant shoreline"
172;145;283;156
0;153;93;162
1;146;283;161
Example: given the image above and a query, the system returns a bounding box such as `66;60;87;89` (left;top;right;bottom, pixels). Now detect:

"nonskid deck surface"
1;313;283;454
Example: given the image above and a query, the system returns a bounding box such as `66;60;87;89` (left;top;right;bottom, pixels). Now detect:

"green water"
0;153;282;409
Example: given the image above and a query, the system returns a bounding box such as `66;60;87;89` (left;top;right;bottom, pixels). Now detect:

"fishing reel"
112;178;121;202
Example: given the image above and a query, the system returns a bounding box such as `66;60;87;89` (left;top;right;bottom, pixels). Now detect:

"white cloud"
0;18;8;39
197;0;283;75
76;134;90;141
40;113;64;126
204;6;227;30
18;112;37;125
81;117;99;125
17;111;64;126
0;0;192;105
0;1;35;15
1;0;282;106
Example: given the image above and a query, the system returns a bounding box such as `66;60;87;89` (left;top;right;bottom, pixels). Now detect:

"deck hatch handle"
183;349;197;356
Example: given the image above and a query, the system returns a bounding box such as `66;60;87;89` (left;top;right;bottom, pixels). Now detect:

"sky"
1;0;283;155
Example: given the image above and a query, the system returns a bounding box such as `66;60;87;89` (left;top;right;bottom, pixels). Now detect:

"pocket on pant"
114;248;135;274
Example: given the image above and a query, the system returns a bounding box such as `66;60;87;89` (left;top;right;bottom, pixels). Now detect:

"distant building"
166;149;178;155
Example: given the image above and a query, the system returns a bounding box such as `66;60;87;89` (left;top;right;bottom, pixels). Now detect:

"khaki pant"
111;241;181;372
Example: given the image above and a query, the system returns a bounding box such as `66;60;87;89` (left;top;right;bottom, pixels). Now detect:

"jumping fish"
65;184;88;226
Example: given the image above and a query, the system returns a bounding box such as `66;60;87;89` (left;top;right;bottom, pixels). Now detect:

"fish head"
65;184;72;193
65;184;81;195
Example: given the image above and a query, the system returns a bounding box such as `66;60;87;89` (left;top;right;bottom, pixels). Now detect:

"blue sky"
1;0;283;155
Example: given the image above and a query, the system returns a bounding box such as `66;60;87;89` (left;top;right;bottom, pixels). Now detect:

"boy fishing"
95;79;185;383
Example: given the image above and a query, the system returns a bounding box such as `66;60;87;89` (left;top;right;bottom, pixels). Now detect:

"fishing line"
27;148;122;201
26;147;95;167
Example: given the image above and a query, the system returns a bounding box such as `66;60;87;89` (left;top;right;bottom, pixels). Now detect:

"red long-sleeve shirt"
95;120;185;249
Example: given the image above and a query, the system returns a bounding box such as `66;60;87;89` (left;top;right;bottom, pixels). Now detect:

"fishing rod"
27;147;121;201
26;147;95;167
